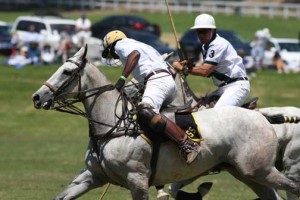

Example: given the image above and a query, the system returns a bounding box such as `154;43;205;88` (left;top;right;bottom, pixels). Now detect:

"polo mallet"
164;0;185;60
164;0;199;102
99;183;110;200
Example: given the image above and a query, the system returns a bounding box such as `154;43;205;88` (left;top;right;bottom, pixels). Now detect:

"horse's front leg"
54;168;107;200
127;172;149;200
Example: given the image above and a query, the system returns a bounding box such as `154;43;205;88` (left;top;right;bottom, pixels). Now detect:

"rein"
43;59;119;135
53;84;116;128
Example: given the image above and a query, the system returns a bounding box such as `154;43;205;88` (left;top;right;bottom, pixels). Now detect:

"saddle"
188;96;259;113
242;97;259;110
161;99;194;113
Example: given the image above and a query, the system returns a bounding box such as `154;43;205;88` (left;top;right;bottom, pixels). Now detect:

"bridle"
44;59;87;97
42;58;127;138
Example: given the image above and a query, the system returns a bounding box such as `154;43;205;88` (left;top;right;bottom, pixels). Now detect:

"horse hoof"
197;182;213;197
157;192;169;200
175;190;203;200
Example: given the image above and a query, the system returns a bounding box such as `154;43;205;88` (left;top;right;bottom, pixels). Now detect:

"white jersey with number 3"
202;34;247;86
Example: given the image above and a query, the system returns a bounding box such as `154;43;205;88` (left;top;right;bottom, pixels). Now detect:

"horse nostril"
32;94;41;108
32;94;40;102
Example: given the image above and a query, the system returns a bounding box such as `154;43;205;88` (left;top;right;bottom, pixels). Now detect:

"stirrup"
179;139;200;164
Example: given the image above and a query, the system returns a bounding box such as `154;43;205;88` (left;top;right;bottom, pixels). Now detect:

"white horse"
259;107;300;200
32;46;300;200
167;89;300;200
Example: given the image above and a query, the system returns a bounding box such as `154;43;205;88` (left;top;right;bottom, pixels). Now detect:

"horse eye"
62;70;73;76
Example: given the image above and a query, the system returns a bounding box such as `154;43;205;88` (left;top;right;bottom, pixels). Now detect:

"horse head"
32;45;129;138
32;45;90;110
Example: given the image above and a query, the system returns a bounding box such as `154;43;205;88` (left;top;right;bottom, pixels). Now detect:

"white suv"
11;16;77;50
263;38;300;72
11;15;104;64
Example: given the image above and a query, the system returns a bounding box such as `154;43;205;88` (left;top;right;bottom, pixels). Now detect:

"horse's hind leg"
241;166;300;197
54;168;106;200
225;165;284;200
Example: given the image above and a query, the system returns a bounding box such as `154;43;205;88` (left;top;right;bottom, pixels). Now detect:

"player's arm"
173;60;215;77
121;50;140;78
188;62;215;77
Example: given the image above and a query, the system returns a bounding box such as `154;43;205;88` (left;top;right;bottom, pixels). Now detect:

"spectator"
272;51;288;74
75;12;91;48
41;44;55;64
5;46;31;69
57;25;74;62
11;31;21;56
250;36;264;70
250;28;271;70
23;24;41;64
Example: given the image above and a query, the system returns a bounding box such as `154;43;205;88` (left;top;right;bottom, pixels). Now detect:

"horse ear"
82;44;88;60
73;45;88;61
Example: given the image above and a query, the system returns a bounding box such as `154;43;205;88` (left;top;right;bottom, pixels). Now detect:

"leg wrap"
136;103;166;132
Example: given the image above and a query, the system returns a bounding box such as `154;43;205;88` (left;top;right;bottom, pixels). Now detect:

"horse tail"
263;114;300;124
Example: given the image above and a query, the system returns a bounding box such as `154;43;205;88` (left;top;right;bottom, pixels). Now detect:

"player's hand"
172;60;187;71
115;78;125;92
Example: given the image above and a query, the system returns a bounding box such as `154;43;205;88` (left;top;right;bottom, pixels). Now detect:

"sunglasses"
196;29;211;34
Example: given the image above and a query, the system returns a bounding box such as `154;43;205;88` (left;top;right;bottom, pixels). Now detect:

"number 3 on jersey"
209;50;215;58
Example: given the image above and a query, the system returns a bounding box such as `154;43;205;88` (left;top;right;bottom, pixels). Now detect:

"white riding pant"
142;72;177;113
209;80;250;107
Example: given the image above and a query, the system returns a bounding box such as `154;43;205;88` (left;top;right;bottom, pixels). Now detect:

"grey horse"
32;46;300;200
166;86;300;200
169;107;300;200
259;107;300;200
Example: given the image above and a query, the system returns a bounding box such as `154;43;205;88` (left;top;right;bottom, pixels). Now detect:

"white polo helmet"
190;14;216;29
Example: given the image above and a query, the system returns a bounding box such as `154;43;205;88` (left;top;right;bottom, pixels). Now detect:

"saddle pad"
175;113;203;142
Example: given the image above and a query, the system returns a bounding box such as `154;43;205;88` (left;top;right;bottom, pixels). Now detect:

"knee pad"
136;103;166;132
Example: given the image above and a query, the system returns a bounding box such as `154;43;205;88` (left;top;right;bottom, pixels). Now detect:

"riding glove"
115;78;125;92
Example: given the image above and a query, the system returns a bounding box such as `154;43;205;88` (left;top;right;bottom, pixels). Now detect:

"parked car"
11;16;77;51
91;15;161;40
263;37;300;72
122;28;174;56
179;29;251;61
11;16;103;64
0;21;12;56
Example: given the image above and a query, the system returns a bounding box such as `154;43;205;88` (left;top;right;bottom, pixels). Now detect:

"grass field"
0;9;300;200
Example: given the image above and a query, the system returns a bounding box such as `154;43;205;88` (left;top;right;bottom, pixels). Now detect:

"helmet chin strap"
209;30;213;39
111;51;120;59
107;40;122;59
206;29;217;45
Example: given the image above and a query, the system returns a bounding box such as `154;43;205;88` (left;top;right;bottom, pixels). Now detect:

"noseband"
44;59;86;97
